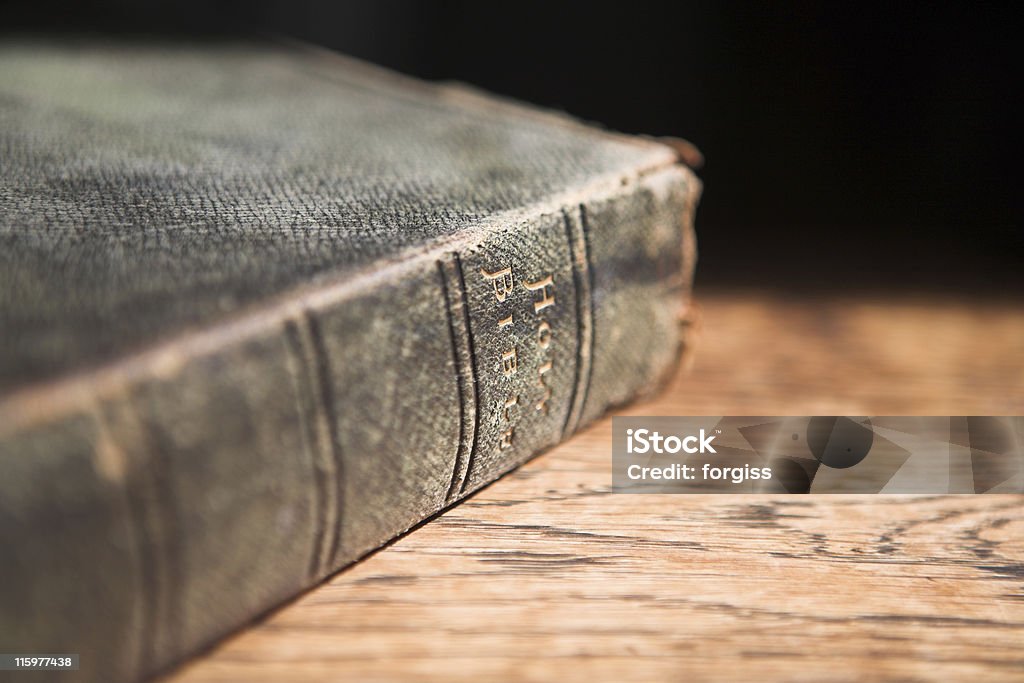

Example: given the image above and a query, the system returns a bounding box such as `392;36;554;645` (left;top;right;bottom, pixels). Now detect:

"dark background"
7;2;1021;294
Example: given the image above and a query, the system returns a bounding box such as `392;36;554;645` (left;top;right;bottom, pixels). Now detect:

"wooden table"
170;289;1024;682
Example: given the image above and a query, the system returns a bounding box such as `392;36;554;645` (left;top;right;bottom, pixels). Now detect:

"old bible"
0;39;701;682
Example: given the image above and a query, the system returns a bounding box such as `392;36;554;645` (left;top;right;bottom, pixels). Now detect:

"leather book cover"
0;39;701;682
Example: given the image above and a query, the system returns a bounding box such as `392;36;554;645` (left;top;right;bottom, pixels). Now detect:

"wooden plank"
169;290;1024;682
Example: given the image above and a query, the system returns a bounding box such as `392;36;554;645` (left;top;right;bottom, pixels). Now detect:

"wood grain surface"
169;290;1024;682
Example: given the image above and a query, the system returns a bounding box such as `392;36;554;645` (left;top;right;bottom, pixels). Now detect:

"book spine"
0;163;699;683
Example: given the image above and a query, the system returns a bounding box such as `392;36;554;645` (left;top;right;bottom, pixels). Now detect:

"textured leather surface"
2;39;678;393
0;40;700;683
